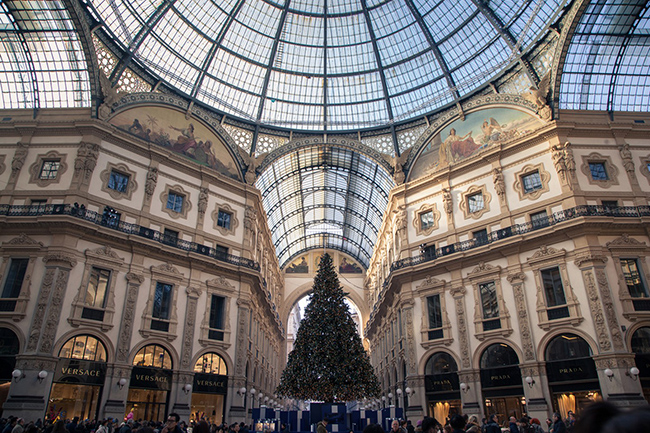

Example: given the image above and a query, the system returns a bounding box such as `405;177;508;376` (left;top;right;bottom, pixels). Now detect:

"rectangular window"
473;228;488;246
479;281;499;319
217;210;232;230
541;267;567;307
39;160;60;179
621;259;649;298
166;192;184;213
1;259;29;298
152;282;173;320
468;192;485;213
209;294;226;340
589;162;609;180
108;170;129;192
29;199;47;214
522;171;543;193
531;211;549;228
427;294;443;329
419;210;434;231
163;228;179;246
85;267;110;308
602;200;618;209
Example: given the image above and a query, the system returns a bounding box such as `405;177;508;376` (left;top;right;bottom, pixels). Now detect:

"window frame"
161;184;192;219
100;162;138;200
140;263;183;340
468;262;513;340
580;152;619;188
530;210;550;229
606;234;650;321
200;276;234;348
527;246;583;330
211;203;239;236
513;163;551;201
28;151;68;187
413;204;440;236
0;234;42;320
416;276;453;347
460;185;491;220
69;246;122;331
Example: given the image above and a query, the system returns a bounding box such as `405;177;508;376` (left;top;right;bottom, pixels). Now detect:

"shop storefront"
545;334;601;417
49;335;107;421
0;328;19;413
424;352;461;421
126;345;173;422
480;344;525;420
191;353;228;424
631;327;650;403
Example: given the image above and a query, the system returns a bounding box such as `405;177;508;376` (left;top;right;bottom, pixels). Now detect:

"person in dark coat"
483;415;500;433
550;413;566;433
449;415;465;433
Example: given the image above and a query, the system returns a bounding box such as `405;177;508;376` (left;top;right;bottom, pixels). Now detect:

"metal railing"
0;204;260;270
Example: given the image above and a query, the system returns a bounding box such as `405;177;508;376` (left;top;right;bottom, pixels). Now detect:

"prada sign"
425;373;459;392
130;366;172;390
54;359;106;385
480;366;522;388
546;359;597;383
193;373;228;394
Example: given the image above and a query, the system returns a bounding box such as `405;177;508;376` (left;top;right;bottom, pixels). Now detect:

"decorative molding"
512;163;551;201
527;245;565;265
99;161;138;200
0;154;6;176
10;143;28;179
551;142;576;190
144;167;158;200
606;234;647;249
116;274;142;362
468;262;502;279
28;151;68;187
160;183;193;220
580;152;620;188
73;142;100;183
413;204;440;237
511;280;535;361
595;268;625;351
459;185;491;220
3;234;44;248
206;276;236;292
211;202;239;236
43;253;77;269
574;254;608;269
26;268;56;352
582;269;612;352
39;268;72;354
180;295;199;369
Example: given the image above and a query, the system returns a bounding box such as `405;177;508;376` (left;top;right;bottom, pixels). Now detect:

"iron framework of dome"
83;0;567;132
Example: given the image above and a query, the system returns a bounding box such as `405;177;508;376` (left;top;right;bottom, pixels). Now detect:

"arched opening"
545;333;600;417
286;291;362;360
50;335;107;421
0;328;19;413
191;353;228;424
127;344;173;421
479;343;525;421
424;352;460;422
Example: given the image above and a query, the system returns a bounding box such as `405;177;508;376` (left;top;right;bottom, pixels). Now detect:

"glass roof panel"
256;146;394;268
560;0;650;112
86;0;561;130
1;1;90;110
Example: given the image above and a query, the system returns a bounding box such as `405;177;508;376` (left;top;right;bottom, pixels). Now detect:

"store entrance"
126;389;168;421
484;396;525;421
49;383;101;421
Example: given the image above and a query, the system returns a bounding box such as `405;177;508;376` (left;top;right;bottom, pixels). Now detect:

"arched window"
425;352;458;375
545;334;592;361
59;335;107;362
194;353;227;375
133;344;172;369
0;328;20;380
631;327;650;354
480;343;519;368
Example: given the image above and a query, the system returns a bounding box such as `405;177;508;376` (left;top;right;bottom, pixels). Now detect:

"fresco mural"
110;106;240;180
409;107;542;181
339;257;363;274
285;255;309;274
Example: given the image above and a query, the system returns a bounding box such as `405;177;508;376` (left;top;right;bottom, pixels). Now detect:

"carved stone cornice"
86;245;124;265
150;263;184;281
450;285;466;298
186;286;202;299
467;262;501;280
2;233;44;249
574;254;608;269
416;275;445;293
606;234;647;250
206;275;236;292
126;272;144;284
506;272;526;283
43;253;77;268
527;246;566;265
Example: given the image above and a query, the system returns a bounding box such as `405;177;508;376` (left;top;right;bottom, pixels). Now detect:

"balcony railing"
0;204;260;271
391;205;650;272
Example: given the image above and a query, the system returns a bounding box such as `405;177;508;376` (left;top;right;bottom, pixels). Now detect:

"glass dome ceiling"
85;0;567;131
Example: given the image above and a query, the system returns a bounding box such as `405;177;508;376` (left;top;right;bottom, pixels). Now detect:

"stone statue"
198;187;209;216
98;71;121;120
443;188;453;215
145;167;158;198
493;167;505;198
523;71;552;121
620;143;635;174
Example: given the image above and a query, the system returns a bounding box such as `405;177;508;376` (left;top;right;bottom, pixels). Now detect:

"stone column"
401;300;422;419
103;272;144;419
229;296;252;423
3;253;77;420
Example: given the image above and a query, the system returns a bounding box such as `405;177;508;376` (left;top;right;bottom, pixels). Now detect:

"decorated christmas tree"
276;253;381;402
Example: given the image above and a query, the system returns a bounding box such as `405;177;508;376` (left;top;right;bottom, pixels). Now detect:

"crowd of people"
369;402;650;433
2;403;650;433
